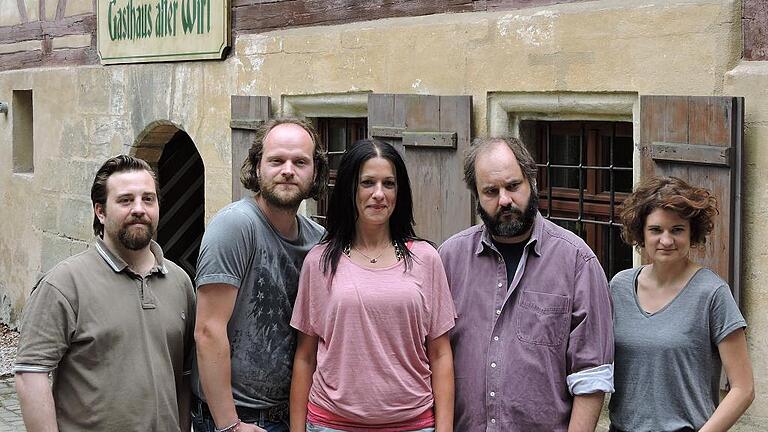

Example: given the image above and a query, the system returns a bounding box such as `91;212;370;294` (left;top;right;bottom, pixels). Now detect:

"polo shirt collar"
94;237;168;275
475;211;544;257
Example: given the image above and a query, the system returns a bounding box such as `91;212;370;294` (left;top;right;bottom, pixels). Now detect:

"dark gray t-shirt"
609;266;746;431
191;197;324;410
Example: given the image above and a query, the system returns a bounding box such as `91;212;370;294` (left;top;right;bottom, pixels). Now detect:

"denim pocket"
190;412;215;432
516;290;571;347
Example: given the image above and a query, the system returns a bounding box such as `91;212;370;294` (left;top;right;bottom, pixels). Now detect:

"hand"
238;422;267;432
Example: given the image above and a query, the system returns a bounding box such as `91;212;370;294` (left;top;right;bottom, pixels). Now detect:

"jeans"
191;397;289;432
306;423;435;432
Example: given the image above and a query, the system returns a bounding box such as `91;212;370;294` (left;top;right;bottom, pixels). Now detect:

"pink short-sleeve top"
290;240;456;425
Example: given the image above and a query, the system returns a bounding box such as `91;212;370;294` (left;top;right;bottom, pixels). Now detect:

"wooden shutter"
640;95;744;302
230;96;271;202
368;94;472;244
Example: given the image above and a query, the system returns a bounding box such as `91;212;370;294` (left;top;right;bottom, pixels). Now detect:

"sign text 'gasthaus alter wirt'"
97;0;229;64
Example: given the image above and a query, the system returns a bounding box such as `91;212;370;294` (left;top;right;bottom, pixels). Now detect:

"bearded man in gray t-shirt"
191;118;328;432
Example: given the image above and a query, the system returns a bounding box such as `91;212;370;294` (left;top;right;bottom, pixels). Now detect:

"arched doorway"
133;123;205;280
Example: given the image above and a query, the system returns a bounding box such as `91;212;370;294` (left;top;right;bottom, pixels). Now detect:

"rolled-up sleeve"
566;255;614;395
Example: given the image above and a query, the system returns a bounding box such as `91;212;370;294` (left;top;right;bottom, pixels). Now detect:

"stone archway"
132;122;205;280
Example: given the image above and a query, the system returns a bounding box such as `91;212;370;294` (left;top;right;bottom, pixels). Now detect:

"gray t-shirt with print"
609;266;746;432
191;197;324;410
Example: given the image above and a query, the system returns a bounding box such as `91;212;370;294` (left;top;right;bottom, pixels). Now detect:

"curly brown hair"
619;176;718;249
240;118;329;200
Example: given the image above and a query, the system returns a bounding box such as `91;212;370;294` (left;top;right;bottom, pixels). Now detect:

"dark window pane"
604;225;633;278
613;171;633;194
612;136;633;168
550;167;581;189
599;134;633;193
328;126;346;152
549;134;581;166
314;117;368;222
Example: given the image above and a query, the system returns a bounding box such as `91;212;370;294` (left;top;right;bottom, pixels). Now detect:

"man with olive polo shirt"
14;155;195;432
439;137;614;431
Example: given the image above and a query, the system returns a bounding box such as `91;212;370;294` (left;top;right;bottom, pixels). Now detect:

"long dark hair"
320;139;421;276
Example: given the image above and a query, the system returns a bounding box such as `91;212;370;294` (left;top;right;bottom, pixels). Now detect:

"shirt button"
491;362;497;368
497;282;503;288
493;336;499;341
495;309;501;315
489;391;495;397
491;418;497;424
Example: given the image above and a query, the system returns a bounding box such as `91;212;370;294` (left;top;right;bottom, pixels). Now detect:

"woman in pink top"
290;139;456;432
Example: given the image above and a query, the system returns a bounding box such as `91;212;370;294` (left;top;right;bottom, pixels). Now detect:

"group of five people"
14;118;753;431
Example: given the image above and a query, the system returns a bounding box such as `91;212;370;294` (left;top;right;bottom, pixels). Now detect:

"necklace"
344;241;403;263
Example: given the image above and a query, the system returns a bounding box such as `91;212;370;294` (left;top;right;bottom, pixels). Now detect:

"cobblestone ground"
0;377;23;432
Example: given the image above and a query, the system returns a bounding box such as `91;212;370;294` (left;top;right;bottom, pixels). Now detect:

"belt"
194;395;289;423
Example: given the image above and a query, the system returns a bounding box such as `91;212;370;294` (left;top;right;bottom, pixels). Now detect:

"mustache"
499;205;523;215
125;218;152;225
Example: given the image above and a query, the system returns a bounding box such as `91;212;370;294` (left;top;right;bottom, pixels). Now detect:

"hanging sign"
97;0;230;64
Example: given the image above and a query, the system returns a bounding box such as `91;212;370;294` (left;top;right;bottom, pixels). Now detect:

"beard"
478;190;539;238
260;178;312;210
117;221;155;251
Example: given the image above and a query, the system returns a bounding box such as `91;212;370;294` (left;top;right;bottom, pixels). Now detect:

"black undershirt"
493;239;527;290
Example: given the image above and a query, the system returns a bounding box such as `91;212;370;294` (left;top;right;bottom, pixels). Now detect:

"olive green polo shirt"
15;238;195;432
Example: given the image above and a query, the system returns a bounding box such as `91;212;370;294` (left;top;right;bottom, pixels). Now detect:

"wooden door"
640;95;744;302
230;96;271;201
368;94;472;244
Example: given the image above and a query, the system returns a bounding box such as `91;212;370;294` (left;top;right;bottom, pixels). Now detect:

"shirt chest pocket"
516;290;571;347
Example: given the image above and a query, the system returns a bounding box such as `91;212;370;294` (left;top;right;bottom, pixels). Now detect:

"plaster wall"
724;61;768;427
1;0;766;427
0;61;236;325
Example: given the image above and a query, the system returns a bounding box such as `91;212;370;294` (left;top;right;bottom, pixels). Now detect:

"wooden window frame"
528;120;634;277
313;117;368;224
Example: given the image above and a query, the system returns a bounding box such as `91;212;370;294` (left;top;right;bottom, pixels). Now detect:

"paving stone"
0;378;23;431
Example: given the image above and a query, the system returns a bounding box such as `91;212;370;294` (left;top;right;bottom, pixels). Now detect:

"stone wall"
0;62;236;326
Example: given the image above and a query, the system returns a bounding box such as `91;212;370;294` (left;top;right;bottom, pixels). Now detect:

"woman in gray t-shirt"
609;176;754;432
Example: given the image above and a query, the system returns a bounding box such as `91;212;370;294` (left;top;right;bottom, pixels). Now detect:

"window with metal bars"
311;117;368;225
520;120;634;278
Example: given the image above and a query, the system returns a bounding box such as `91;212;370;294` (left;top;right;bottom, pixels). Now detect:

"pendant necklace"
353;243;389;263
344;241;403;263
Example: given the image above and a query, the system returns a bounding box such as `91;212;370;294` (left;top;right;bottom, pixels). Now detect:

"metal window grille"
310;117;368;225
533;121;633;278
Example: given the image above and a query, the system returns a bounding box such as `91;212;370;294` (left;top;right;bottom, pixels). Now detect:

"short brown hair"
619;176;718;249
91;155;158;237
239;118;328;200
463;137;538;197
